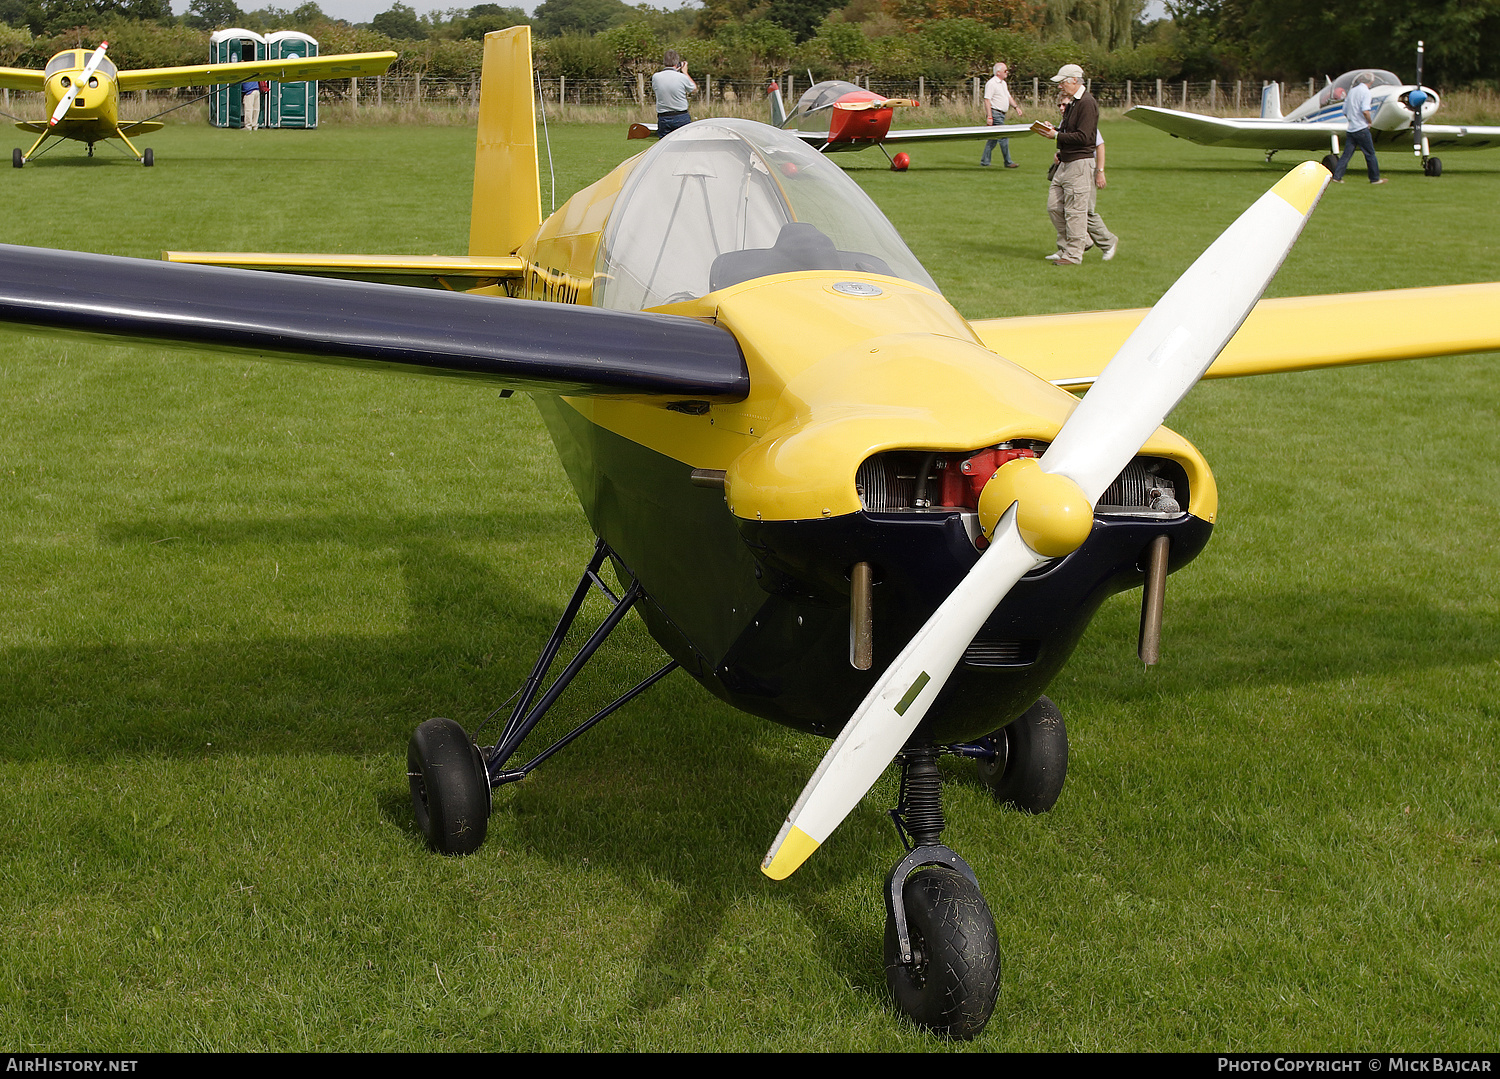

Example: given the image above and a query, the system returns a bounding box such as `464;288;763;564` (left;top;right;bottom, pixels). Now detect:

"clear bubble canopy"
595;118;938;312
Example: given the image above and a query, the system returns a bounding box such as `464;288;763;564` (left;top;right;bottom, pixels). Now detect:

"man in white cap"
1031;63;1114;266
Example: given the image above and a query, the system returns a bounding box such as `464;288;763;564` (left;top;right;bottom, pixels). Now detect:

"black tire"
142;148;154;168
976;695;1068;813
12;148;22;169
884;866;1001;1039
1425;157;1442;177
1320;153;1339;174
408;717;490;855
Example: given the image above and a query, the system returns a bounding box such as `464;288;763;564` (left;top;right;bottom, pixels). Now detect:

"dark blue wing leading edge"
0;243;749;400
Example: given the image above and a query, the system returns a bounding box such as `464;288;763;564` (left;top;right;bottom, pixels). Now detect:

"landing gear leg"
405;537;677;855
882;745;1000;1038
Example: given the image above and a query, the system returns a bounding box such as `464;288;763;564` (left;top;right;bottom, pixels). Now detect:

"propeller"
761;161;1331;880
50;41;109;127
1409;40;1427;164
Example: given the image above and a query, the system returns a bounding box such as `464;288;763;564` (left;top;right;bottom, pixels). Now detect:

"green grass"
0;120;1497;1051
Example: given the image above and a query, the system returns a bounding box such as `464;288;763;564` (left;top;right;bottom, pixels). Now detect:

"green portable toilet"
266;31;318;129
209;28;266;128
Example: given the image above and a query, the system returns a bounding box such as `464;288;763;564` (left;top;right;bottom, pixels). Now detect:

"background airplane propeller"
1410;41;1429;166
762;161;1331;880
50;41;108;127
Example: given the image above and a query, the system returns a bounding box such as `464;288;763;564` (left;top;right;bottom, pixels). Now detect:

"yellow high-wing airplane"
0;27;1497;1039
2;41;396;167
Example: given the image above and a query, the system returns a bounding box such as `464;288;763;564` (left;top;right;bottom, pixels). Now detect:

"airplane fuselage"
1282;69;1440;132
508;132;1218;744
40;49;122;145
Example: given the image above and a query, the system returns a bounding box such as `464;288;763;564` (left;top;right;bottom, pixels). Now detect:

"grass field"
0;120;1496;1052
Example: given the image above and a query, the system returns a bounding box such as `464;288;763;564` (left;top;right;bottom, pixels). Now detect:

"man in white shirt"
1331;72;1387;184
979;62;1024;168
651;49;697;138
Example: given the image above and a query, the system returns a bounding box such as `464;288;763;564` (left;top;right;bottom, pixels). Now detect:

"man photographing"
652;50;697;138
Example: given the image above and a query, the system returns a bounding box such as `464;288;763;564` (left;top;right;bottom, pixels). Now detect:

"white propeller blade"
50;41;109;127
762;161;1330;881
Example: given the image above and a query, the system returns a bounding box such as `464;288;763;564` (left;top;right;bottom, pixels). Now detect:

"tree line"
2;0;1494;86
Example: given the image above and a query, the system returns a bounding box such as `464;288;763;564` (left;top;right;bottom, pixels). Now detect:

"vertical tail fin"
1260;81;1282;120
768;79;788;128
469;27;542;257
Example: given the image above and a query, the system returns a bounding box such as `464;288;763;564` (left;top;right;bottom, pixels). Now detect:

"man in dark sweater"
1031;63;1110;266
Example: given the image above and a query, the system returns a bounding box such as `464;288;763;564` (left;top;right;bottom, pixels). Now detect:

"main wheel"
142;148;154;168
884;865;1000;1038
976;695;1068;812
1320;152;1338;174
12;148;22;169
1424;157;1442;177
408;717;490;855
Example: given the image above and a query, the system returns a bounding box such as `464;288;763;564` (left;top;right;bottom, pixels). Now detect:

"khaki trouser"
1047;157;1095;261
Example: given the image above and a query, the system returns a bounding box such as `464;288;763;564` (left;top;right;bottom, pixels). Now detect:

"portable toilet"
209;28;266;128
265;31;318;128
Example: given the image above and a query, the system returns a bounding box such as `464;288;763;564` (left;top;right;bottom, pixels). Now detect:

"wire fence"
0;75;1332;126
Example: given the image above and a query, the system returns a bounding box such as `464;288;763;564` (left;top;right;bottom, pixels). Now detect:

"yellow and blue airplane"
2;40;395;167
1;27;1497;1038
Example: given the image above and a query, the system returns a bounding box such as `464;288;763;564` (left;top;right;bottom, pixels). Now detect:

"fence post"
1156;78;1162;106
972;76;979;108
1210;79;1216;108
636;72;644;107
414;71;422;105
1235;80;1241;111
1307;77;1314;96
376;76;382;107
351;77;358;111
1125;79;1131;108
1032;76;1039;107
918;76;924;104
1181;79;1188;107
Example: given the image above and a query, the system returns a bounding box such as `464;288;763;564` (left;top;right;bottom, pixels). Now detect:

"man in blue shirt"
241;79;261;131
1331;73;1386;184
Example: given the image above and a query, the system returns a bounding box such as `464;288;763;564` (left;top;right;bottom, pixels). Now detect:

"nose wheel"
884;861;1001;1038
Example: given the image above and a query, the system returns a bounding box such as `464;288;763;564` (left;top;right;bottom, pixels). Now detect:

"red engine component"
941;446;1039;507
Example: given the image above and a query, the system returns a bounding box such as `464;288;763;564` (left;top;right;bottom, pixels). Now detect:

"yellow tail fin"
469;27;542;257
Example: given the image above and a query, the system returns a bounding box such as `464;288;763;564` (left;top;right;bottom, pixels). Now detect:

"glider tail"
469;26;542;258
1260;81;1282;120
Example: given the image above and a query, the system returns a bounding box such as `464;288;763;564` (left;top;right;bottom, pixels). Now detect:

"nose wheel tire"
408;717;491;855
1423;157;1442;177
976;695;1068;813
883;865;1001;1039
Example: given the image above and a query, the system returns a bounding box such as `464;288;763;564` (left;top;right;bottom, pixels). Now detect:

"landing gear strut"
880;697;1071;1036
406;538;677;854
882;745;1000;1038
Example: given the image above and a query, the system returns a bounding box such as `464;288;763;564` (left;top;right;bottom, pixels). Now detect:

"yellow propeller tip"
1271;160;1329;216
760;825;820;880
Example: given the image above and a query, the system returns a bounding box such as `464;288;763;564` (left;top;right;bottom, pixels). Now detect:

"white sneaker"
1044;251;1064;261
1101;241;1118;262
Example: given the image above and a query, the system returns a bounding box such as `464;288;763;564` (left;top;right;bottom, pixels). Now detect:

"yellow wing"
0;66;44;93
116;52;396;92
972;284;1500;390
